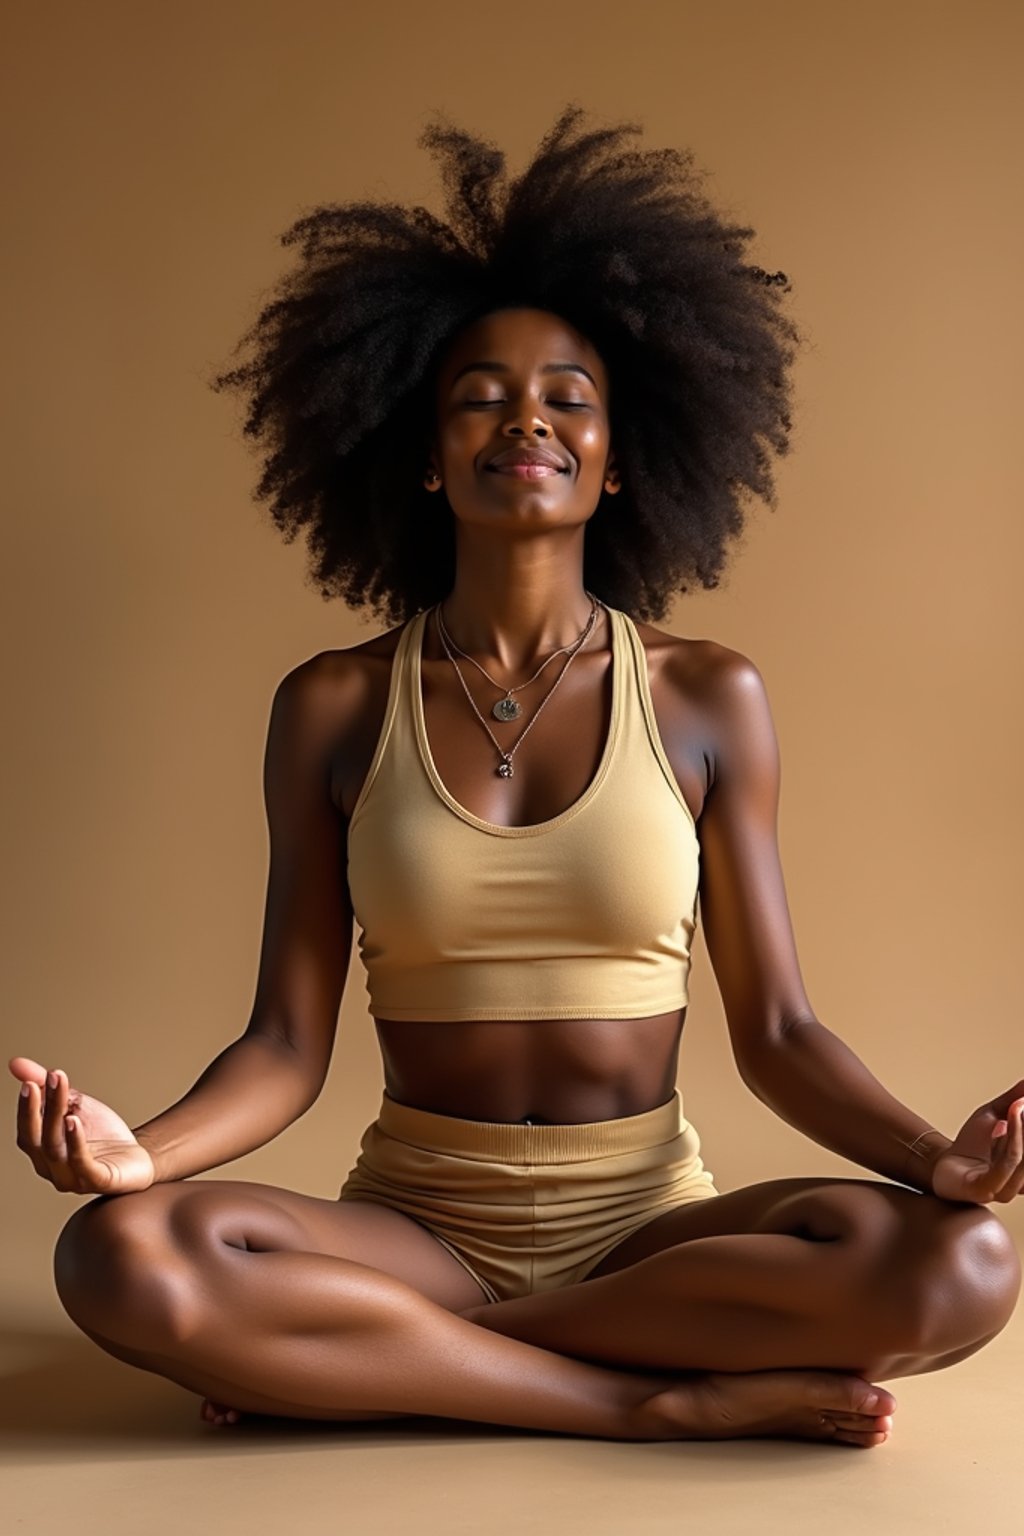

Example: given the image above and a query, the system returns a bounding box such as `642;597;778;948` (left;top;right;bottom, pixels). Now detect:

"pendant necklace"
434;594;604;779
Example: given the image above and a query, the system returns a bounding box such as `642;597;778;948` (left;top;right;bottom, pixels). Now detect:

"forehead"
436;307;608;393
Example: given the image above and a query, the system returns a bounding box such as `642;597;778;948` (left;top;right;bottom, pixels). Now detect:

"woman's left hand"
930;1081;1024;1204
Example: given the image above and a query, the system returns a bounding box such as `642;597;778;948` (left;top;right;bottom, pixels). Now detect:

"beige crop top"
345;603;700;1021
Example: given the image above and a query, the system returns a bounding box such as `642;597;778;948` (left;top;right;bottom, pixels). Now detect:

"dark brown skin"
11;307;1023;1447
337;606;705;1123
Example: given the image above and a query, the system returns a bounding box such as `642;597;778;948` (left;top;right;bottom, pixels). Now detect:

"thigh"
58;1178;491;1313
582;1174;938;1282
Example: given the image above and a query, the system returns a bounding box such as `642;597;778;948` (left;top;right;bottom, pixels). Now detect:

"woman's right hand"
10;1057;156;1195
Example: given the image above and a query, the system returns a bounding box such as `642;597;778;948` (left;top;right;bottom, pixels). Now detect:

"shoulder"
630;615;763;704
270;619;409;742
630;617;774;784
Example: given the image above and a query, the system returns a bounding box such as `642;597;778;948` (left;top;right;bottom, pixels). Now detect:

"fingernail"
863;1392;879;1409
47;1071;57;1089
20;1082;29;1098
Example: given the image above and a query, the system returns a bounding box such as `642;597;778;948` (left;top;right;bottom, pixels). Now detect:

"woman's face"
426;307;620;528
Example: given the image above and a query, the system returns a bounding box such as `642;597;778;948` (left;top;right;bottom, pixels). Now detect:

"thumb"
8;1057;49;1086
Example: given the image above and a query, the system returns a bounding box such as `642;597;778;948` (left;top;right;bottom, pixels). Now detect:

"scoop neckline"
411;603;622;838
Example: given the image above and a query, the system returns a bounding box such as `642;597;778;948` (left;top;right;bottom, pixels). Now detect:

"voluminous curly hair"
211;103;801;625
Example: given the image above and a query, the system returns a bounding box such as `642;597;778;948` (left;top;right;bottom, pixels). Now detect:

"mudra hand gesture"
10;1057;155;1195
930;1081;1024;1205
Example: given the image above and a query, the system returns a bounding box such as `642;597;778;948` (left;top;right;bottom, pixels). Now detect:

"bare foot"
198;1371;895;1446
200;1397;243;1427
633;1369;897;1447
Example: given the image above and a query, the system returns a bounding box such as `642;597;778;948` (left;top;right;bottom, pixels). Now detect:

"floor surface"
3;1283;1020;1536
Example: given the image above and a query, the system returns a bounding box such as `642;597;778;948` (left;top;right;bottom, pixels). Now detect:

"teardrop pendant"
496;756;514;778
492;695;522;722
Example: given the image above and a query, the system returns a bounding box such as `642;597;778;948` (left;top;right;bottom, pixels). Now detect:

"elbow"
734;1013;822;1093
244;1027;327;1113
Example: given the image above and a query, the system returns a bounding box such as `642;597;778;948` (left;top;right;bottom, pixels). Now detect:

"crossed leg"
52;1172;1020;1447
461;1175;1022;1378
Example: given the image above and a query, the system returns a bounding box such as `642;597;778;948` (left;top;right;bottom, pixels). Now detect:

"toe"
812;1373;897;1417
826;1411;894;1434
832;1428;891;1448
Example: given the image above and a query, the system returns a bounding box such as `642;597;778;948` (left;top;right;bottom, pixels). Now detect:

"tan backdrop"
3;0;1022;1325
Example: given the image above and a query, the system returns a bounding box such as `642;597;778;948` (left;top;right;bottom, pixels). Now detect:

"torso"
329;605;723;1125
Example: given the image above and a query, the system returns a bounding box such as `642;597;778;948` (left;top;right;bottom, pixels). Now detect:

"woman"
11;105;1022;1447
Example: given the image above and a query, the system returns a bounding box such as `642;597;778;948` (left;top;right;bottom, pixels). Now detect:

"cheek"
576;421;609;467
438;417;486;467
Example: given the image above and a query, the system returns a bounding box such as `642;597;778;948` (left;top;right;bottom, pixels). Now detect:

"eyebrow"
450;360;599;389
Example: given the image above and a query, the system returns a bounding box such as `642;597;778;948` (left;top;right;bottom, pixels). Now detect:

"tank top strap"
613;607;692;818
347;608;422;829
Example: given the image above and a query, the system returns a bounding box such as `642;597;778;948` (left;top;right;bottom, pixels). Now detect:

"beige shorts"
337;1088;720;1304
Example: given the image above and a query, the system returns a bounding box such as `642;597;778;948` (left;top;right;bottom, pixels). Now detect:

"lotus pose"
12;106;1022;1448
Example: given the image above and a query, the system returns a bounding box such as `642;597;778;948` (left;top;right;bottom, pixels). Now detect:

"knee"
54;1189;202;1348
934;1205;1020;1332
771;1183;1021;1363
895;1201;1021;1359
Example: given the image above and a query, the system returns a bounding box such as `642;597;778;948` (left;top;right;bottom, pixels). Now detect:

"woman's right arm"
12;652;357;1191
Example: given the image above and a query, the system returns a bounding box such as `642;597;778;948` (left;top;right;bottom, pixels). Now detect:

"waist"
372;1086;687;1163
374;1010;684;1124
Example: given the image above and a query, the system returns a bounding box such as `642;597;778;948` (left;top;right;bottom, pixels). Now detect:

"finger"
8;1056;49;1083
64;1116;112;1194
986;1103;1024;1200
16;1079;44;1165
995;1104;1024;1200
997;1101;1024;1178
41;1069;70;1163
17;1079;74;1188
997;1079;1024;1114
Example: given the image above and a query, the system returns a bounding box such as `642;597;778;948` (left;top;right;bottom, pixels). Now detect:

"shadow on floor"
0;1325;528;1465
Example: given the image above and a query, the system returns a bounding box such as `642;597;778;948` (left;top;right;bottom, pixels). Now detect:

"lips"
487;446;567;471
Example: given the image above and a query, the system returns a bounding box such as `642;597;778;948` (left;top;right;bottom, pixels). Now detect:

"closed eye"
463;400;588;409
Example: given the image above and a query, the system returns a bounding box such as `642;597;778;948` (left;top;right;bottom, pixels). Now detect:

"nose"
497;396;552;439
502;415;551;438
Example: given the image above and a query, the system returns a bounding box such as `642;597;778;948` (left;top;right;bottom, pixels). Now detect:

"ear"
603;450;622;495
423;430;442;491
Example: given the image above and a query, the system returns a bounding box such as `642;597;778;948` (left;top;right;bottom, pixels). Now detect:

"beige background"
2;1;1022;1527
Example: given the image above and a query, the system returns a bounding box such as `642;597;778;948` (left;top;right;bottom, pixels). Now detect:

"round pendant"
492;696;522;721
496;759;514;778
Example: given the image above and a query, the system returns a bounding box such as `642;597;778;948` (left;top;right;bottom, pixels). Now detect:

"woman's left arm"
693;647;1024;1207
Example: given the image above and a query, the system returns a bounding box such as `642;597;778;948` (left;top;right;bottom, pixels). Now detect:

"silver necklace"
436;591;602;721
433;595;604;779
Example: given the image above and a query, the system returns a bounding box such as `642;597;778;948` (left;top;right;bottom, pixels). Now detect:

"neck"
433;546;604;671
436;585;602;672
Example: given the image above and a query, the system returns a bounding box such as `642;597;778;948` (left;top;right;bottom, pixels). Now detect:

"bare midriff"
372;1006;685;1124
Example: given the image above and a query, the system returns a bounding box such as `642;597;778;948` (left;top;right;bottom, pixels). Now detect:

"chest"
335;622;711;830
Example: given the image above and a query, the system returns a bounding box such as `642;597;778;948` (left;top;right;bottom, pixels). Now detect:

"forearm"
741;1018;952;1194
130;1032;317;1183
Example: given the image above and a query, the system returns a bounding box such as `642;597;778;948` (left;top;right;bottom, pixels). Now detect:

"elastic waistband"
374;1088;685;1164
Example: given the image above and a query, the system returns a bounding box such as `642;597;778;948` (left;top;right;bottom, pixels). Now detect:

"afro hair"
211;102;801;625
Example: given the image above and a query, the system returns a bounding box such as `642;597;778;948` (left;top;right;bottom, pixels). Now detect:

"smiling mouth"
486;464;567;479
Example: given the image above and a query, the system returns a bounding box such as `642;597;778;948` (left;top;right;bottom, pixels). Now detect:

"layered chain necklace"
433;593;605;779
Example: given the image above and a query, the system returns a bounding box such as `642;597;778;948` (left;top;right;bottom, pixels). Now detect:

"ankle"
622;1375;709;1441
614;1374;703;1441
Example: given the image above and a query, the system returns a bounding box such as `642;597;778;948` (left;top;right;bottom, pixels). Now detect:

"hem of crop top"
369;992;689;1022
